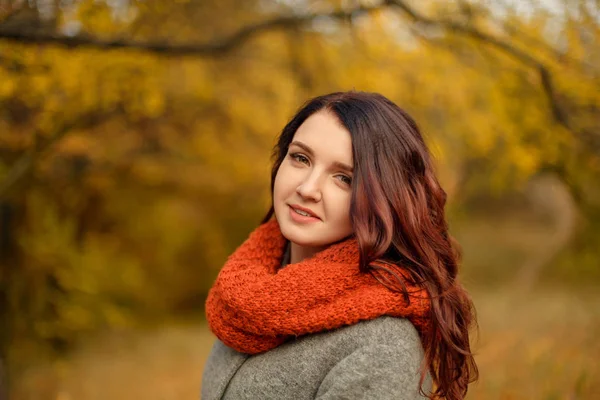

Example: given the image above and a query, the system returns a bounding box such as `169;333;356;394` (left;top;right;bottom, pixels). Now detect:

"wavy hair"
262;91;478;399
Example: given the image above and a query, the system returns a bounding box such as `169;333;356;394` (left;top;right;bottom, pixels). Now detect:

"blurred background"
0;0;599;398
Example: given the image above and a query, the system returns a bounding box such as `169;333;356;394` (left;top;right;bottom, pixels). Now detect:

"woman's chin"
280;227;326;248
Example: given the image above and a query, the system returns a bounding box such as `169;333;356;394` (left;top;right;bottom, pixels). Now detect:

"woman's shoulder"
295;316;424;357
332;316;422;345
312;317;431;398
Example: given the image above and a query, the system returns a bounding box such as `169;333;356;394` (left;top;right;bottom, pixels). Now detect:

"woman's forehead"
293;111;353;163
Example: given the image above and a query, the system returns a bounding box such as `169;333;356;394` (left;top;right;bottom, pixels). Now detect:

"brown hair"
262;91;478;399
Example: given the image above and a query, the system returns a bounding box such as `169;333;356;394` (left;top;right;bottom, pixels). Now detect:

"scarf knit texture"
205;219;431;355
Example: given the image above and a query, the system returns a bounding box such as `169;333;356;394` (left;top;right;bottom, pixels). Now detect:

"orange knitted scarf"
205;219;431;354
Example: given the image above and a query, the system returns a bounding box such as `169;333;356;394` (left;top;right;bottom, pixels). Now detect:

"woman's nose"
296;173;322;202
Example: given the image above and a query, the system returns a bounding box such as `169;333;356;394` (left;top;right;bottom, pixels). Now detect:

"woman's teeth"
294;209;310;217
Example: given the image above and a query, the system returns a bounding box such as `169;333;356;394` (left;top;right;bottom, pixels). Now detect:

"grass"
10;286;600;400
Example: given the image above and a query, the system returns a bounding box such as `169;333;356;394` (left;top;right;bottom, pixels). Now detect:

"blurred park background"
0;0;599;398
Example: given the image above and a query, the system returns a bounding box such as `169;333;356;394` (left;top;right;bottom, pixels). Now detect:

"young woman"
202;91;478;399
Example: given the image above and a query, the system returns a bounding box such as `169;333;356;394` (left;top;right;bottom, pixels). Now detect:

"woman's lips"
289;205;321;223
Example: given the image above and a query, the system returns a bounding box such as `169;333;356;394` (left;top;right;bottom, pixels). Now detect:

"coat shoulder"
313;317;431;399
327;316;423;349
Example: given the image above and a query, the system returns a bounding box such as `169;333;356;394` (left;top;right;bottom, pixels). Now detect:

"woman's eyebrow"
291;140;353;173
332;161;353;173
290;141;313;156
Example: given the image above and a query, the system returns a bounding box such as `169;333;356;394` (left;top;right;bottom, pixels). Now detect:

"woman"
202;91;478;399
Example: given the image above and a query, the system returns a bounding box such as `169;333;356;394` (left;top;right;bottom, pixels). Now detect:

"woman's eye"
337;175;352;185
290;153;309;164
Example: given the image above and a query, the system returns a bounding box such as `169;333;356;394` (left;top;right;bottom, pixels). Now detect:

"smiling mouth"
288;205;320;220
293;208;312;217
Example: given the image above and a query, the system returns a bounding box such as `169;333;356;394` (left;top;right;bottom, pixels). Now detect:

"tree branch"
384;0;598;153
0;0;595;155
0;4;382;56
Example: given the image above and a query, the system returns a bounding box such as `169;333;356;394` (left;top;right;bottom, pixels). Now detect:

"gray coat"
201;316;432;399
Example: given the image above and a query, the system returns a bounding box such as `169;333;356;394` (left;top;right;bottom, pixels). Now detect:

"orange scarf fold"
205;219;431;354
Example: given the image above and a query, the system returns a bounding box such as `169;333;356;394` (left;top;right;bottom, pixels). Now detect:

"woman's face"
273;110;354;257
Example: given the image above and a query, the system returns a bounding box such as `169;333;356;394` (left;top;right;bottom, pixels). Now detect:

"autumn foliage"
0;0;599;395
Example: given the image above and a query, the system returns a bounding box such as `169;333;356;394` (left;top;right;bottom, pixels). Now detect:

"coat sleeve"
314;342;429;400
